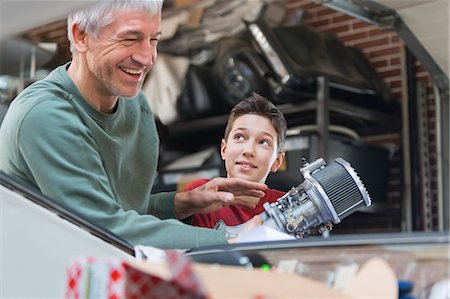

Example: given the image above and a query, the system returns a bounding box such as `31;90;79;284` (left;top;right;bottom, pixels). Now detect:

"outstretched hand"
174;177;267;220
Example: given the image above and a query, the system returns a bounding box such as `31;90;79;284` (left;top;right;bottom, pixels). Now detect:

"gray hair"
67;0;163;54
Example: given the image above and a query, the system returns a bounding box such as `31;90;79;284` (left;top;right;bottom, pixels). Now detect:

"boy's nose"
242;146;255;157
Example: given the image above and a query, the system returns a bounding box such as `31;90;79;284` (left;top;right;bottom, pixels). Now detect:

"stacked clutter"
65;247;399;299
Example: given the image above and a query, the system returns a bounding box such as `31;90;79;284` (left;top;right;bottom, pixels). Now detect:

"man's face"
84;10;161;98
221;114;284;184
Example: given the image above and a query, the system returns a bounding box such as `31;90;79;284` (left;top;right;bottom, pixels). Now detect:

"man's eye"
150;39;159;46
123;38;137;44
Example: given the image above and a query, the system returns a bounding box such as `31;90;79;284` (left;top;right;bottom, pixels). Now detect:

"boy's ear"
70;23;89;53
270;151;285;173
220;139;227;160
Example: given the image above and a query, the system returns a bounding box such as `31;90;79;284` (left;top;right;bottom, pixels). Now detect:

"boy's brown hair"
224;93;287;153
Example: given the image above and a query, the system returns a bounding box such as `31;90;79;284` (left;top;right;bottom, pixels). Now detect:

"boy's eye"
260;139;271;147
233;133;244;141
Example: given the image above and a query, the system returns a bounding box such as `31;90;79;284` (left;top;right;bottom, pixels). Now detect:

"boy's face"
221;114;285;184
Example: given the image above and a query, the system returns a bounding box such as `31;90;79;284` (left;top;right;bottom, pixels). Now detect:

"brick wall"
285;0;438;232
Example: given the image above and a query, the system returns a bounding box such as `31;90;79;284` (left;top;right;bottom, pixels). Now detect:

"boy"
185;93;287;228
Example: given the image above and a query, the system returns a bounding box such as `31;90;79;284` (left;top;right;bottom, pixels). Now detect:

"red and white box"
65;250;208;299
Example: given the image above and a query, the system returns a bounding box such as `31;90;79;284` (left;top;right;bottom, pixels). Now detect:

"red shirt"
185;179;285;228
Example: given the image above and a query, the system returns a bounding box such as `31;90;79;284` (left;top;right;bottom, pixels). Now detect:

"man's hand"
174;177;267;220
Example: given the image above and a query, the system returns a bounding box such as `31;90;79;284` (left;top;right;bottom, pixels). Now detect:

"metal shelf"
167;93;397;137
165;76;400;160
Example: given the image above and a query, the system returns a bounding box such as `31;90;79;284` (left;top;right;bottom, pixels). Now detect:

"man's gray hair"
67;0;163;54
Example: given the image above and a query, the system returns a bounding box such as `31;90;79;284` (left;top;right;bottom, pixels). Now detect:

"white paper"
134;245;186;263
134;245;167;262
235;226;296;243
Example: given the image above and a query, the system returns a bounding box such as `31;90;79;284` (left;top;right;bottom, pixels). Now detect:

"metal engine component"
214;157;371;239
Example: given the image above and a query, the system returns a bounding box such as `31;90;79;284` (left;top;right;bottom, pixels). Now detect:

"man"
0;0;266;249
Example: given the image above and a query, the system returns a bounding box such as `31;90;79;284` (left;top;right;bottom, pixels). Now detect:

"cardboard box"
66;251;397;298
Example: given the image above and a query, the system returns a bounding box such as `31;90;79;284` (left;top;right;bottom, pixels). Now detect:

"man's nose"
133;41;156;68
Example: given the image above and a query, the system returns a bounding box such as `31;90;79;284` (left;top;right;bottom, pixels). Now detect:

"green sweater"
0;63;227;249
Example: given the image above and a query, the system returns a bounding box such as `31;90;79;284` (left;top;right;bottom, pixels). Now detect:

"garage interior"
2;0;447;233
0;0;448;298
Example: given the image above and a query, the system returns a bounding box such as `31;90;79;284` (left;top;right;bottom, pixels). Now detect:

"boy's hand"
174;177;267;220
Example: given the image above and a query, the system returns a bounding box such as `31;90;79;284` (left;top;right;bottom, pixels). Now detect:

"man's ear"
220;139;227;160
270;151;285;173
70;23;89;53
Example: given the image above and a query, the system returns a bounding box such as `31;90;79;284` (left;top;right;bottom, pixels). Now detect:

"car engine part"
215;157;372;239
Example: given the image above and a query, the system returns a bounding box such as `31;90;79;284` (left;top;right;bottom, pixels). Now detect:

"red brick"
316;7;335;17
415;64;428;73
389;80;402;89
416;73;432;81
353;21;372;30
339;31;368;42
371;53;396;62
302;2;320;10
305;7;325;19
372;60;388;68
353;37;390;49
332;14;354;23
391;35;401;43
368;28;389;37
390;57;401;65
368;46;400;58
327;24;351;34
426;86;435;94
309;19;330;28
